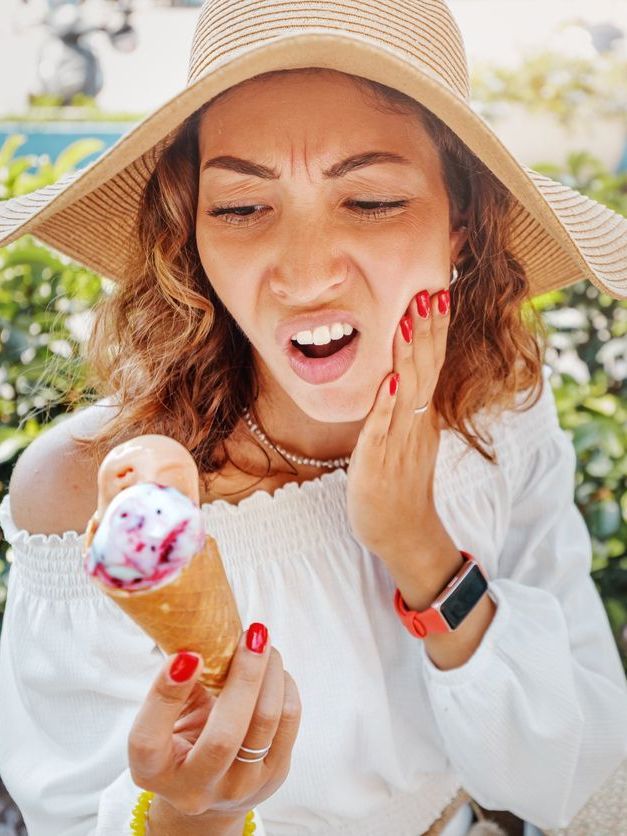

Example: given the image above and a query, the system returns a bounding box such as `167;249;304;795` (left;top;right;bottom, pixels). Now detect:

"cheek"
196;227;237;299
369;221;444;287
401;214;452;274
195;223;257;289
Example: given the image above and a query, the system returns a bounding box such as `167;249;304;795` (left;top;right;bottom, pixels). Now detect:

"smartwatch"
393;550;489;637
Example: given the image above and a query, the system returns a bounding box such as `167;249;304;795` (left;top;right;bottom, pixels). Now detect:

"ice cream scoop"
83;434;242;694
85;482;206;592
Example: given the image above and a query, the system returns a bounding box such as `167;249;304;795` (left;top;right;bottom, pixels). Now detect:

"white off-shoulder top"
1;365;626;836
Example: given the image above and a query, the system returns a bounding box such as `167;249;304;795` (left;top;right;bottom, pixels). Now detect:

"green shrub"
471;47;627;128
526;151;627;666
0;137;105;621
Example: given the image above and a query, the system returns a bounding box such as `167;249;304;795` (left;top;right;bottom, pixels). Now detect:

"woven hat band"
187;0;470;101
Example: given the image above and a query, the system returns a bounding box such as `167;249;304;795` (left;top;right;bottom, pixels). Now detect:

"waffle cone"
86;521;242;695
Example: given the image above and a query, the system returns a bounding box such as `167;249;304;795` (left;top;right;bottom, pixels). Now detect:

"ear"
449;223;468;266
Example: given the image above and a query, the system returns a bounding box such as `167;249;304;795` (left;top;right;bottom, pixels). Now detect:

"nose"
100;463;136;507
99;459;158;511
268;218;348;303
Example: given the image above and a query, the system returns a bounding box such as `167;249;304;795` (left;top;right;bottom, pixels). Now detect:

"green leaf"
586;451;614;479
582;395;617;417
52;139;105;177
572;421;603;454
0;134;27;167
588;500;622;539
0;324;30;356
7;157;36;181
531;289;565;310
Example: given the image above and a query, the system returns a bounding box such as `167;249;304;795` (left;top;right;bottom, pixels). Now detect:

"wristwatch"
393;550;489;637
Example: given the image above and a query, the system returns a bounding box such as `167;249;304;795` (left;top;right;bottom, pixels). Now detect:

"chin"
293;384;373;424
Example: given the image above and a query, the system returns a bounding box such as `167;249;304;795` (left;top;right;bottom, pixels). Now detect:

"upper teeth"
291;322;355;345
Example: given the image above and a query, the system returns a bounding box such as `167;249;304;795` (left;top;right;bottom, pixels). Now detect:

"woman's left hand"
346;286;451;568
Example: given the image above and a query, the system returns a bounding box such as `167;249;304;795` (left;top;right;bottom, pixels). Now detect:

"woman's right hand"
128;623;302;819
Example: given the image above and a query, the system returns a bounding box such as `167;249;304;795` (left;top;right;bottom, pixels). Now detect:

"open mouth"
290;330;359;359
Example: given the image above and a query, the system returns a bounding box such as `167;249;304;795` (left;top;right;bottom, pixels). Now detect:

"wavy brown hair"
72;68;547;484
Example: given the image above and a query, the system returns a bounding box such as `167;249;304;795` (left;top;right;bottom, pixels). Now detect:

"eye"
204;199;410;226
348;200;410;218
206;204;265;224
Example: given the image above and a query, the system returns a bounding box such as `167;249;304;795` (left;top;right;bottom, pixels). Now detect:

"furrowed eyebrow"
200;151;413;179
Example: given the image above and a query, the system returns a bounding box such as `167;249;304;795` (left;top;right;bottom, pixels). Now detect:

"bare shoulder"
8;399;119;536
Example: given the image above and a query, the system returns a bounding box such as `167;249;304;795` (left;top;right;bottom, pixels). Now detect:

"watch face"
440;565;488;629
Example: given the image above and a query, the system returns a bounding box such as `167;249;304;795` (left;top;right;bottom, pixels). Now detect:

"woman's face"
195;70;465;425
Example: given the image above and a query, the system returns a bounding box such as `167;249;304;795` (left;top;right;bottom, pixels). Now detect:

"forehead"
196;70;438;165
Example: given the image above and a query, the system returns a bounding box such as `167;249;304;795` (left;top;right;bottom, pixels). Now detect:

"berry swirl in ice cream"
84;482;206;592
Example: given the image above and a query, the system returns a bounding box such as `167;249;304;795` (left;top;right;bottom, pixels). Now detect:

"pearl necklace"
242;410;351;470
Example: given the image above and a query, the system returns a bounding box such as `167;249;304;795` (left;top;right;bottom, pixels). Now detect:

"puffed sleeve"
417;387;627;831
0;494;266;836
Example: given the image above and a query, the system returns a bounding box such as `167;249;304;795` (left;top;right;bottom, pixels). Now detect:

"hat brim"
0;34;625;299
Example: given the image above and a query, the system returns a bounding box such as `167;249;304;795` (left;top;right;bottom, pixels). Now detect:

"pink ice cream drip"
84;482;206;591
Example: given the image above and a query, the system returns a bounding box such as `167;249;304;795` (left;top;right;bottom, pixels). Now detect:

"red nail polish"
400;316;412;343
438;290;450;315
247;623;269;654
415;290;431;319
169;652;200;683
389;373;400;396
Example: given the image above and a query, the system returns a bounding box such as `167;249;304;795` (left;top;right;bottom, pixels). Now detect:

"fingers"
128;631;301;819
347;285;450;470
409;288;450;381
235;647;285;764
185;625;272;779
262;670;302;786
129;651;204;784
388;288;450;439
427;288;450;374
348;368;398;471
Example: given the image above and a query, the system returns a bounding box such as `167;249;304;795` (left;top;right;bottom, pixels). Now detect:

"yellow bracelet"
130;790;155;835
130;790;256;835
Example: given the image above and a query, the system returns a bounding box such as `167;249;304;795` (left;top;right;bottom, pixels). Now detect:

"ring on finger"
235;743;272;763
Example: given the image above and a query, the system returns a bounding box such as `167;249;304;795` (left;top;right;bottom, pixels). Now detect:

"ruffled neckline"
0;468;351;548
200;466;348;518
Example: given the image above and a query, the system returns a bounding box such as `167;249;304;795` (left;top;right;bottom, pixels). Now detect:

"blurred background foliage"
471;48;627;126
0;54;626;675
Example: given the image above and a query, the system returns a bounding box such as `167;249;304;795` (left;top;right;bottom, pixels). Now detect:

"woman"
1;1;626;835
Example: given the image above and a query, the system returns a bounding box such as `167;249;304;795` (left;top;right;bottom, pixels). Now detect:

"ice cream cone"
85;522;242;695
83;435;245;695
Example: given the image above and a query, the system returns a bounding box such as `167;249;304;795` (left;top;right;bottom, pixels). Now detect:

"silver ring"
413;402;429;415
235;744;272;763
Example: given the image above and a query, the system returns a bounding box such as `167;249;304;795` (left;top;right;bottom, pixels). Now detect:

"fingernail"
389;373;400;396
247;622;269;654
400;315;413;344
169;652;200;683
438;290;450;316
415;290;431;319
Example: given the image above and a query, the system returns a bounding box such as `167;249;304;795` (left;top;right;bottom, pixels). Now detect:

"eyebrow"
200;151;413;179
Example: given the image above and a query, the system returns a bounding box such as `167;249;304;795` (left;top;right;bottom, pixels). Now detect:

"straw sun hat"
0;0;626;301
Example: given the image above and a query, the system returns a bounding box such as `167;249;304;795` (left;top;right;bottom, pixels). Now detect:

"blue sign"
0;122;137;170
